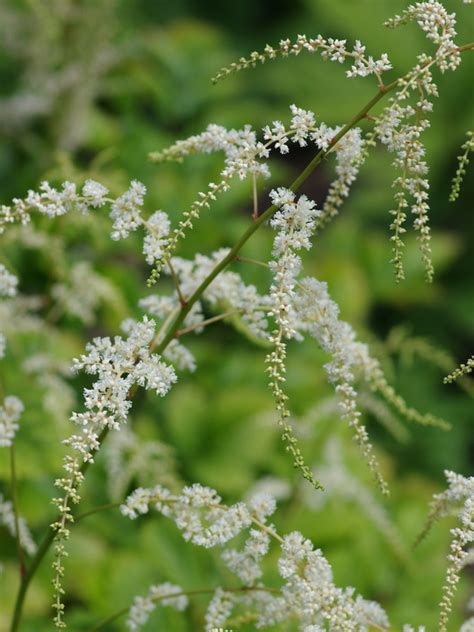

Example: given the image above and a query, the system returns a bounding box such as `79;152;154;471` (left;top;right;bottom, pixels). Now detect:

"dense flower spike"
293;277;388;494
266;188;324;490
211;33;391;85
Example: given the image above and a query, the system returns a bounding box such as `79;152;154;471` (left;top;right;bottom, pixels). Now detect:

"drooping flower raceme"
265;188;323;490
211;33;392;85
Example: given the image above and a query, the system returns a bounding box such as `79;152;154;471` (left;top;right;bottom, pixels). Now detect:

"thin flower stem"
176;309;242;337
164;255;187;306
74;502;122;524
235;255;270;269
10;443;26;578
88;585;280;631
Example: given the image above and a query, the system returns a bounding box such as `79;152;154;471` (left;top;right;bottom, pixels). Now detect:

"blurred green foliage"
0;0;472;629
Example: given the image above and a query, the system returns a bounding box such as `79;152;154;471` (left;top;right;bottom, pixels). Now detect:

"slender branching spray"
0;1;473;630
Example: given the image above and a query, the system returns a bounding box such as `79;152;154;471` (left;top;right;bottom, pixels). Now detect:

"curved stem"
88;585;279;632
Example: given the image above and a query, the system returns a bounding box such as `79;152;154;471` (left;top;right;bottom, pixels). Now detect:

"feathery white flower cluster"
211;33;391;85
433;471;474;632
0;395;24;447
0;179;173;273
293;277;388;493
0;263;18;297
143;248;271;345
262;105;329;155
126;583;188;631
277;531;389;630
122;482;390;630
122;483;252;547
268;188;320;337
70;317;176;438
0;493;37;555
51;317;176;627
148;124;270;279
109;180;146;240
147;105;361;281
266;188;323;490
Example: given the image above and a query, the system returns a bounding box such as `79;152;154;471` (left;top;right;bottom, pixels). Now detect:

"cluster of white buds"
126;583;188;631
121;482;391;630
268;188;320;338
0;493;37;555
0;179;174;274
375;102;433;282
211;33;392;86
146;105;363;281
385;1;461;73
148;125;270;280
122;483;253;547
109;180;146;240
444;355;474;383
0;396;24;447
